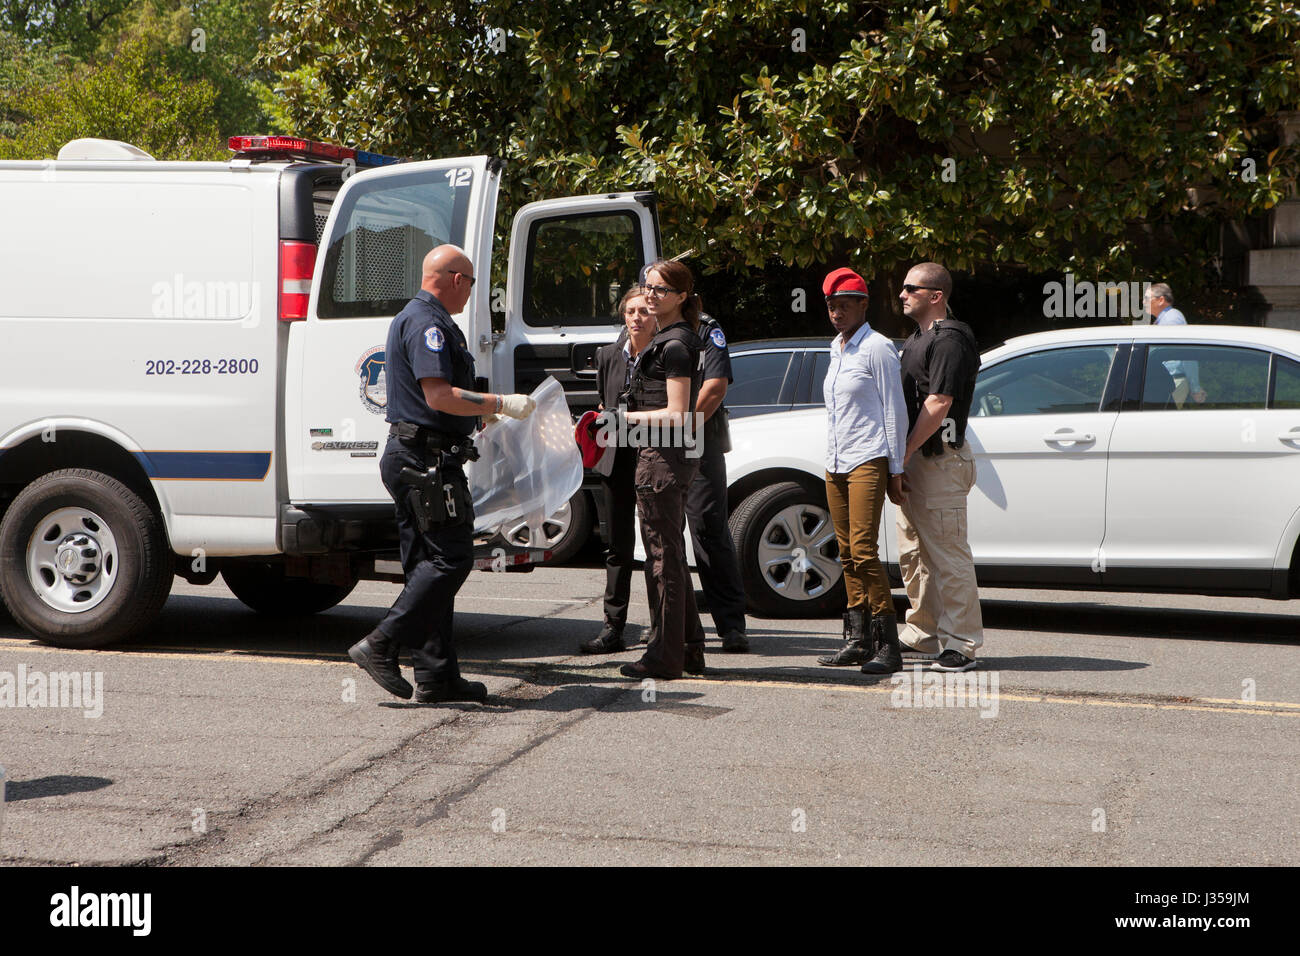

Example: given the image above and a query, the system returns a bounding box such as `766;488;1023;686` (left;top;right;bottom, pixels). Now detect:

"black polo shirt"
899;318;979;450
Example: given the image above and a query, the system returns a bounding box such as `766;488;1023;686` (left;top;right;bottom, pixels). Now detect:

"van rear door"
286;157;499;504
493;193;661;419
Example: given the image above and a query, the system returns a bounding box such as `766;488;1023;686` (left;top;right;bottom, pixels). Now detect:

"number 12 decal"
443;168;473;187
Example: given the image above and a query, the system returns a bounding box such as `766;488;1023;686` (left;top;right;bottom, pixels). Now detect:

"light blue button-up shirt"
823;322;907;475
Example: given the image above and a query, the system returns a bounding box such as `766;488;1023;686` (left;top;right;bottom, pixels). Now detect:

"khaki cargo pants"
896;443;984;659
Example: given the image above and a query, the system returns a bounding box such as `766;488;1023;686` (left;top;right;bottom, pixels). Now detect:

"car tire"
221;561;359;616
498;490;594;565
0;469;174;648
729;481;846;618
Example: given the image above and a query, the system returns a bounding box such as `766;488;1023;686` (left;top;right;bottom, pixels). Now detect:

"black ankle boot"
348;630;413;699
817;607;872;666
860;613;902;674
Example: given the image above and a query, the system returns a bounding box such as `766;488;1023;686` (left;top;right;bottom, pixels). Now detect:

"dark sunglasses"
901;284;940;294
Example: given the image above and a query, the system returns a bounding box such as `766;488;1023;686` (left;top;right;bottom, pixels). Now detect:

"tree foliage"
264;0;1300;295
0;0;281;160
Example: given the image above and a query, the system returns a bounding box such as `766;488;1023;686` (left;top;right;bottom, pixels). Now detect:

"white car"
723;324;1300;616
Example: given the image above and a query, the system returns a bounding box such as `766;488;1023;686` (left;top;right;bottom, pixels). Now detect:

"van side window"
523;212;642;327
318;177;467;319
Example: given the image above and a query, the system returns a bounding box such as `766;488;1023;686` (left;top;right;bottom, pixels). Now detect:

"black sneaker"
414;677;488;704
931;650;976;672
579;624;625;655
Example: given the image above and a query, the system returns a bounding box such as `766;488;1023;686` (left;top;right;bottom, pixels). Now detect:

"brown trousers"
825;457;893;616
635;448;702;677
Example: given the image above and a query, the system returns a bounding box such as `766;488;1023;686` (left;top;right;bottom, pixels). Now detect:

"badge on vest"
710;328;726;349
424;327;444;352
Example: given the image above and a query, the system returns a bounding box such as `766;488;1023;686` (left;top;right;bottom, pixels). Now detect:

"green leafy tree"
264;1;1298;275
0;33;223;158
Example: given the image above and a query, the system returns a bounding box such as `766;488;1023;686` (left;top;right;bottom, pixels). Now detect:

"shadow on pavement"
4;775;113;801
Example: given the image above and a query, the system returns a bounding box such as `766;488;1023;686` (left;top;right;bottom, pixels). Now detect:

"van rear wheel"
0;469;173;648
221;561;358;616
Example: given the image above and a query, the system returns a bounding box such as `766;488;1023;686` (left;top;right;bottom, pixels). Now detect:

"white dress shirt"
824;322;907;475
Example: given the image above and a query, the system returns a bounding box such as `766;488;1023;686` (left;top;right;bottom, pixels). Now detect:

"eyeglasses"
901;284;940;294
435;270;476;287
641;284;680;298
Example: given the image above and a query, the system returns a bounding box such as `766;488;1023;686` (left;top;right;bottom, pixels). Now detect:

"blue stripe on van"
133;451;271;480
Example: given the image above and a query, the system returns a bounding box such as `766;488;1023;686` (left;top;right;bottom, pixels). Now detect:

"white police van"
0;135;659;647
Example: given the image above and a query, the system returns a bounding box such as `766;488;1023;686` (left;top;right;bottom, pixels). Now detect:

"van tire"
728;481;846;618
0;469;173;648
221;562;358;616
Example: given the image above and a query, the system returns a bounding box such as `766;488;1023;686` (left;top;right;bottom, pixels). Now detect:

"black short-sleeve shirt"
699;316;734;384
384;290;478;436
899;318;978;448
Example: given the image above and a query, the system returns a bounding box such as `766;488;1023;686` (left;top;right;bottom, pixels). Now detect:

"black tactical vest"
625;321;703;414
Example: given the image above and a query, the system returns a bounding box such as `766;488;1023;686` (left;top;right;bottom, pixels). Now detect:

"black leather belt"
389;422;478;462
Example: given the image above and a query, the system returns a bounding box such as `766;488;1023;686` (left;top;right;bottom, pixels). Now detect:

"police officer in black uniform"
688;310;749;652
617;259;706;679
349;245;536;704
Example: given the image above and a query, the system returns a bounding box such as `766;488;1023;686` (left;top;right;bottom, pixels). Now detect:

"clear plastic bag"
468;376;583;536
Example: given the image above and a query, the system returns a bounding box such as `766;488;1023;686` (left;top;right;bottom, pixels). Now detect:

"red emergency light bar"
227;135;403;167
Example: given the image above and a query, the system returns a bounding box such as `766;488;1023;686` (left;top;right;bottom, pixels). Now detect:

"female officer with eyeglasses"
617;259;705;679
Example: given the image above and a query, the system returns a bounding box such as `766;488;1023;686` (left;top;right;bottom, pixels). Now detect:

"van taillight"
279;241;315;321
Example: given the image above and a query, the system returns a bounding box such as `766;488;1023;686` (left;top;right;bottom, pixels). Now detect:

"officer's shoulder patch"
424;326;445;352
710;328;727;349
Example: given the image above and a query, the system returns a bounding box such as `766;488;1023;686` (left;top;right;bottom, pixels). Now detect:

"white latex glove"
499;394;537;420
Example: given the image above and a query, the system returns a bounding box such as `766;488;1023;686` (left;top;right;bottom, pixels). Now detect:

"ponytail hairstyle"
646;258;701;332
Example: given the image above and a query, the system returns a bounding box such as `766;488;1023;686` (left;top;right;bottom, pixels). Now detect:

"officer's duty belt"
389;422;479;462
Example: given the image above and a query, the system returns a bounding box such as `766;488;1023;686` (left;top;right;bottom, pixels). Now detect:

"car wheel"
221;561;359;616
0;469;173;648
498;491;594;565
729;481;846;617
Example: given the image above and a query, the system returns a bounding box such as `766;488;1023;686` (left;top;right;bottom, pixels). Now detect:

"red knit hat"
822;267;868;298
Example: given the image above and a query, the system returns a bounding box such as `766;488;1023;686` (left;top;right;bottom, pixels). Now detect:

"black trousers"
636;448;702;677
601;445;654;630
686;446;748;636
375;435;473;684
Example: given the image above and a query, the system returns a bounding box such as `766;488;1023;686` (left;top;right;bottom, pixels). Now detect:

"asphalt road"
1;564;1297;866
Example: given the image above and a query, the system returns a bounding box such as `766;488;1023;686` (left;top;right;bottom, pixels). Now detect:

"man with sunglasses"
877;262;983;675
349;245;536;704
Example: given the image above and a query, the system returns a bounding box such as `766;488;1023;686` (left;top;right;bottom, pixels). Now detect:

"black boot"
348;630;413;699
415;676;488;704
817;607;872;666
580;622;626;654
860;613;903;675
684;642;706;675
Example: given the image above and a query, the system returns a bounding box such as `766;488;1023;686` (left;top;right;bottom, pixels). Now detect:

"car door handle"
1043;430;1095;444
1278;426;1300;440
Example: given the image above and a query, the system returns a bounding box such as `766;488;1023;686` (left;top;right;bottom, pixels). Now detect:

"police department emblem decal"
710;328;727;349
424;327;444;352
355;346;387;416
